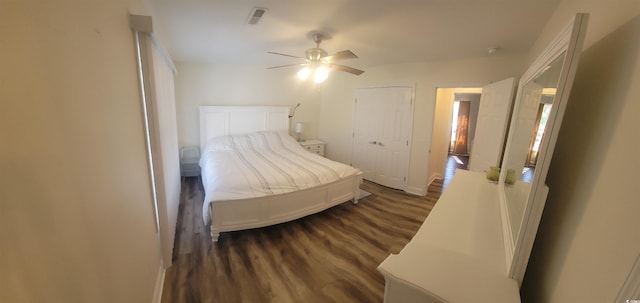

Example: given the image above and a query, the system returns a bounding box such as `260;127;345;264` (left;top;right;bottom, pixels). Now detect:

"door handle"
368;141;377;144
378;142;384;146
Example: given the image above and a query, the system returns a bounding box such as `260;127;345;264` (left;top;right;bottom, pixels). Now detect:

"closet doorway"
352;86;414;191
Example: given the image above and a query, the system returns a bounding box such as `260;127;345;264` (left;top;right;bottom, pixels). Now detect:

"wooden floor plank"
162;178;444;303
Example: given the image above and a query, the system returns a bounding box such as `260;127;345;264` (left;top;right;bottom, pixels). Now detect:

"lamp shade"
294;122;304;134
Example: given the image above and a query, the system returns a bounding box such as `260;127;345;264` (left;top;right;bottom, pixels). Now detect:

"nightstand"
180;146;200;177
299;139;326;156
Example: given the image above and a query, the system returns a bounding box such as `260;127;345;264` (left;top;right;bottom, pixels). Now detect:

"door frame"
428;87;482;185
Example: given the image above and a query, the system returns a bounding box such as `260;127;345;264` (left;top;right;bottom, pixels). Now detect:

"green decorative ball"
486;166;500;181
505;169;516;185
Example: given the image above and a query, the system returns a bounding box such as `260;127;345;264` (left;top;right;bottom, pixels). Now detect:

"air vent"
248;7;267;25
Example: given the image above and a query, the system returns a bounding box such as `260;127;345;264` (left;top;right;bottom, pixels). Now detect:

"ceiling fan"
267;33;364;83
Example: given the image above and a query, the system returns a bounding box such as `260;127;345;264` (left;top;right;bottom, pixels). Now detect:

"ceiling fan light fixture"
314;66;329;83
268;31;363;81
306;48;328;61
297;67;311;80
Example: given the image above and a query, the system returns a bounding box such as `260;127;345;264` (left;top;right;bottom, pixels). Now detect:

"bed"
199;106;362;242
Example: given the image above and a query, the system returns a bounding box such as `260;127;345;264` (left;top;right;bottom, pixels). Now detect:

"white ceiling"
150;0;560;69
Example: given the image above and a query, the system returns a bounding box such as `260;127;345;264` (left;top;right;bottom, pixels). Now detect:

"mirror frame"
498;13;589;285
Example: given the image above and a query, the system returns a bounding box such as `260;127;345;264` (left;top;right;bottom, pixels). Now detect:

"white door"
352;87;413;190
468;78;517;172
352;89;382;181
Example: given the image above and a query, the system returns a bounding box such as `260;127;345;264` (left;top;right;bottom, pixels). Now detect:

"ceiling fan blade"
267;63;306;69
323;50;358;62
331;64;365;75
266;51;305;59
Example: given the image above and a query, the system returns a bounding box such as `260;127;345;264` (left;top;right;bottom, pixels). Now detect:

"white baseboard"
427;174;442;186
152;264;166;303
406;185;427;196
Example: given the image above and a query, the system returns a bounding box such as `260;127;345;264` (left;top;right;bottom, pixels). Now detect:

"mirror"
498;13;589;284
503;53;565;242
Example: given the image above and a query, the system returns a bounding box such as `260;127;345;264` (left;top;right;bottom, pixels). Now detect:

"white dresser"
299;139;325;156
378;170;520;302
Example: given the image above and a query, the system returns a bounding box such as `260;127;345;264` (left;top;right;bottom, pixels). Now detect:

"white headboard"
199;106;290;150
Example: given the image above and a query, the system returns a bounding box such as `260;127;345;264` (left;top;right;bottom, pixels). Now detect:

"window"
449;101;460;152
531;103;553;153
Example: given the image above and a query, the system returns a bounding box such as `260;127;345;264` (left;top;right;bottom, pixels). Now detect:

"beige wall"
174;62;324;148
526;0;640;65
428;88;455;183
521;2;640;302
0;1;161;302
317;55;526;193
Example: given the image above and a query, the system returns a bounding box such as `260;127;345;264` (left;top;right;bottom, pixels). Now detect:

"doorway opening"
428;87;482;188
428;78;517;189
520;101;553;182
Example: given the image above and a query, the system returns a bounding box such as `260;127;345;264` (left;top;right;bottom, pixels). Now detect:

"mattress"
199;131;360;224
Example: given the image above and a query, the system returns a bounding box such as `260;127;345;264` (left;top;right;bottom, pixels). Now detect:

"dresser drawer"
299;140;326;156
309;149;323;155
304;144;323;151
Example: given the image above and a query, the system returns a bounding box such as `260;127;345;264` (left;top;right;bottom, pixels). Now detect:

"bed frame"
199;105;362;242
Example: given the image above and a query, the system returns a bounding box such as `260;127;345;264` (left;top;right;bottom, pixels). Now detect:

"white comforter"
199;131;360;224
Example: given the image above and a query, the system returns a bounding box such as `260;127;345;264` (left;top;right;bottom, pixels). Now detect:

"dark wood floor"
162;178;444;303
444;154;469;188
